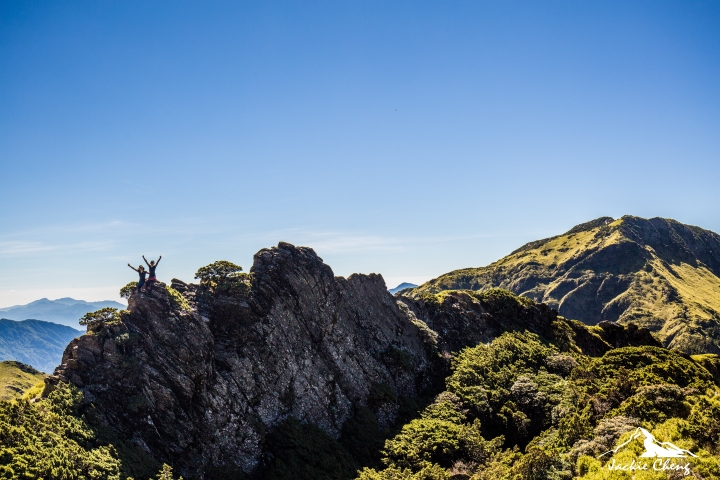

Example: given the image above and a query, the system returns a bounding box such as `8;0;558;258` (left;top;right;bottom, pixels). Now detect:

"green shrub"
79;307;121;332
156;463;184;480
446;332;560;446
166;286;191;311
0;383;122;479
383;416;464;470
682;394;720;446
385;347;415;371
195;260;243;285
120;281;137;299
357;464;450;479
194;260;252;296
612;384;691;422
368;383;398;408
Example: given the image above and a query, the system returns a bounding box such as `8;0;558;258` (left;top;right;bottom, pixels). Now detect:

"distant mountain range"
0;297;125;328
415;215;720;354
388;282;418;294
0;319;82;373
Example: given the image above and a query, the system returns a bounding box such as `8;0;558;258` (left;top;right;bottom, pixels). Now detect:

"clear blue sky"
1;1;719;307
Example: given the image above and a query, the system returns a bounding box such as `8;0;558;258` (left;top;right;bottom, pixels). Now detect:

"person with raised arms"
143;255;162;292
127;263;148;294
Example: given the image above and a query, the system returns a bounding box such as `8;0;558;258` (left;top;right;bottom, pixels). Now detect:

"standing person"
143;255;162;292
128;263;148;294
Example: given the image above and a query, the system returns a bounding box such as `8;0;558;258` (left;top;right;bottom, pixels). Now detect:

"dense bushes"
194;260;250;296
119;282;137;299
0;382;175;480
0;383;122;479
357;332;720;479
79;307;122;333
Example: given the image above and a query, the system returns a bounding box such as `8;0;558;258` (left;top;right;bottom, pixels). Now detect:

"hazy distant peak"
0;298;125;328
53;297;88;306
389;282;418;294
25;298;52;306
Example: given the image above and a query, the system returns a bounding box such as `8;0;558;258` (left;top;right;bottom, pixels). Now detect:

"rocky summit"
416;215;720;353
48;243;438;477
44;242;656;478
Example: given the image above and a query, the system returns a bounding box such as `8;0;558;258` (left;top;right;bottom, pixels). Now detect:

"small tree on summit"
120;281;138;299
195;261;248;296
194;261;243;285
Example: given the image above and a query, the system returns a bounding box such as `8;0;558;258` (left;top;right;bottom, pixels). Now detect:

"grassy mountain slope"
416;215;720;354
0;361;44;401
0;319;82;373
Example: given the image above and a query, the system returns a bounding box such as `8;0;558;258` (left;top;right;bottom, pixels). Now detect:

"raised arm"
143;255;150;267
128;263;139;272
155;255;162;265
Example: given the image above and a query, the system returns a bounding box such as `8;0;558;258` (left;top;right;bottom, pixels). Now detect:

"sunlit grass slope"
416;216;720;353
0;360;45;401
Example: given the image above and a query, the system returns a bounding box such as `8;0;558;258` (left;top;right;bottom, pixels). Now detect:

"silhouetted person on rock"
143;255;161;292
128;264;147;293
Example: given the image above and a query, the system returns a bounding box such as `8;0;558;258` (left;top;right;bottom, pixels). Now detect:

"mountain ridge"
0;319;82;373
0;298;126;328
415;215;720;353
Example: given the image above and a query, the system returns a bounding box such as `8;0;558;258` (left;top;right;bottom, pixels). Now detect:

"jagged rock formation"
48;243;439;477
415;216;720;353
45;242;661;478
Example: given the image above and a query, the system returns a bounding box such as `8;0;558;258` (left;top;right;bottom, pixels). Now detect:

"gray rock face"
47;243;437;476
396;288;660;359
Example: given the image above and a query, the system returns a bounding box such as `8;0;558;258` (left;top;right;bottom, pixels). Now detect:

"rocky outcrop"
47;243;440;477
397;289;660;358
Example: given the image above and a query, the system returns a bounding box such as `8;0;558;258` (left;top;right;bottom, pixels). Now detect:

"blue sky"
1;1;719;307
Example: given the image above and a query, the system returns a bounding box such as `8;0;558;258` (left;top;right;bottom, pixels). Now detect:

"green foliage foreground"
0;383;164;480
357;332;720;480
0;383;121;480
